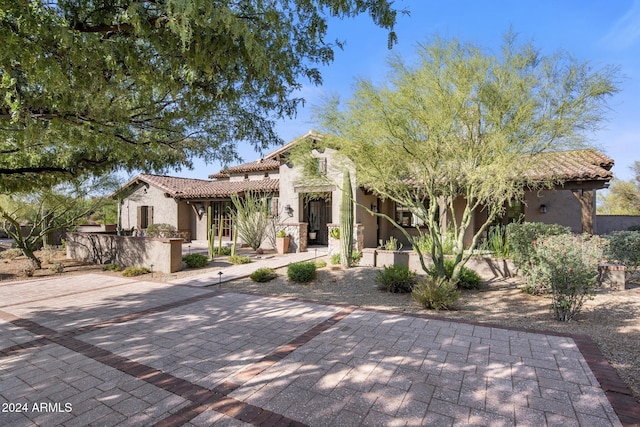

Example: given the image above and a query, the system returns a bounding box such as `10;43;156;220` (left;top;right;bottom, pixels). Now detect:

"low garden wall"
66;232;183;274
361;248;517;280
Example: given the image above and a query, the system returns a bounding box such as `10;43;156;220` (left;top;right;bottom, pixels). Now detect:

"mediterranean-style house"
114;131;614;252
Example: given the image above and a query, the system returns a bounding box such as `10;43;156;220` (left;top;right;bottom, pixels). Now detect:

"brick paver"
0;273;638;426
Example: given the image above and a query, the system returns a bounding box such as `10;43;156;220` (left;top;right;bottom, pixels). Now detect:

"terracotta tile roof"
208;158;280;179
527;149;614;181
131;174;279;199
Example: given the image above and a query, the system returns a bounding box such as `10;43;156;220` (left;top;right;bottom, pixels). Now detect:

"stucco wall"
120;184;179;231
597;215;640;234
523;189;582;233
66;232;183;273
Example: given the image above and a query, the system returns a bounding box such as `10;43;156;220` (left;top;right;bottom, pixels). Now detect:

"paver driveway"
0;274;638;426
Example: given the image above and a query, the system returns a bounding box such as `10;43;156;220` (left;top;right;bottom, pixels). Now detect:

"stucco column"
571;189;595;234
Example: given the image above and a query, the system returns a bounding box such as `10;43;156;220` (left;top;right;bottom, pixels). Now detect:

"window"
137;205;153;229
395;202;427;227
211;201;232;237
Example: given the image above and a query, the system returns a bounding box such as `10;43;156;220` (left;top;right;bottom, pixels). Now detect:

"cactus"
340;170;354;268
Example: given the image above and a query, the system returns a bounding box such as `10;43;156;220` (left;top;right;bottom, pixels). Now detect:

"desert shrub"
383;236;403;251
287;261;317;283
376;265;417;293
429;259;481;290
330;253;340;265
103;264;123;272
211;246;232;256
506;222;571;272
183;254;209;268
40;246;58;264
0;248;22;260
412;277;460;310
605;230;640;273
533;234;607;322
486;226;509;258
22;260;38;277
412;231;456;255
49;262;64;273
229;255;251;264
147;223;178;238
315;260;327;268
331;252;361;266
250;268;277;282
122;267;151;277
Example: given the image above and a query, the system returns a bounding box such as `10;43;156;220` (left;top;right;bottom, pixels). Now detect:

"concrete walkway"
169;248;328;287
0;274;638;426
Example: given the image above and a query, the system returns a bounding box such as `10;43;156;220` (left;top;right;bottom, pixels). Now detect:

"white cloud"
600;0;640;50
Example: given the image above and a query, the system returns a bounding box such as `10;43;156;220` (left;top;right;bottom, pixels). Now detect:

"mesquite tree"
340;170;354;268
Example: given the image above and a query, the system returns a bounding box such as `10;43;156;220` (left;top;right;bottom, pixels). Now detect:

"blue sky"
175;0;640;182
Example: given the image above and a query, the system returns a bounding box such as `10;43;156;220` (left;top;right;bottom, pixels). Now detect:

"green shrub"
331;252;361;266
506;222;571;272
412;231;456;255
605;230;640;273
211;246;232;256
103;264;123;272
183;254;209;268
250;268;277;282
122;267;151;277
287;261;317;283
276;230;287;238
412;277;460;310
147;223;178;238
0;248;22;260
376;265;417;293
229;255;251;264
486;225;510;258
329;228;340;239
429;259;481;290
533;234;607;322
315;260;327;268
383;236;403;251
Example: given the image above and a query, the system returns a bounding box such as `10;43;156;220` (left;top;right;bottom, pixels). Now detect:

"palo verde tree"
598;161;640;215
316;33;618;285
0;0;402;192
0;175;121;268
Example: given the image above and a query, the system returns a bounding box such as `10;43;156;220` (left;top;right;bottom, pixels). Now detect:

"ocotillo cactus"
340;170;354;268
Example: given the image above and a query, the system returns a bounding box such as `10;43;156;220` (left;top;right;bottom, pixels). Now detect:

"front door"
305;196;332;245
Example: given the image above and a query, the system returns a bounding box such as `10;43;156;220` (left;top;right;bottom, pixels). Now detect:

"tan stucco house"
115;131;614;252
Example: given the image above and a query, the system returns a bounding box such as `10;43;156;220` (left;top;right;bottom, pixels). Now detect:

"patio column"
571;189;595;234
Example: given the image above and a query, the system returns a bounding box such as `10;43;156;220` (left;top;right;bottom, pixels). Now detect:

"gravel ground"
217;260;640;403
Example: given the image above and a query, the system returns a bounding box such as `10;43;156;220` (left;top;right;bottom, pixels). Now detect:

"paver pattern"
0;273;637;426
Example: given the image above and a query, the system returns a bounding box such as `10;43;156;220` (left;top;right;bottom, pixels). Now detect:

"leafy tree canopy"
314;33;619;282
598;161;640;215
0;0;401;192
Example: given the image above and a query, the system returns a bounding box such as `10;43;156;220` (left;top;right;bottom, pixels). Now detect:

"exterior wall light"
285;204;294;217
540;204;548;214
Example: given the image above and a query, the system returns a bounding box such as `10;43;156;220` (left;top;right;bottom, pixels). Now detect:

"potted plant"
308;213;319;241
276;230;290;254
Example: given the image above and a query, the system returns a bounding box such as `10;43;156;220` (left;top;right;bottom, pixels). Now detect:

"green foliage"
249;268;277;283
429;259;481;290
506;222;571;273
228;255;251;265
329;228;340;239
287;261;317;283
229;192;271;251
315;260;328;269
103;264;123;272
316;33;618;291
383;236;403;251
486;226;510;258
605;231;640;273
412;277;460;310
40;246;58;264
0;248;22;260
532;234;607;321
210;246;232;256
412;232;455;256
0;1;400;191
330;253;341;265
376;265;417;293
183;254;209;268
122;267;151;277
147;223;178;238
331;252;360;266
340;170;354;267
276;230;287;238
598;162;640;215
